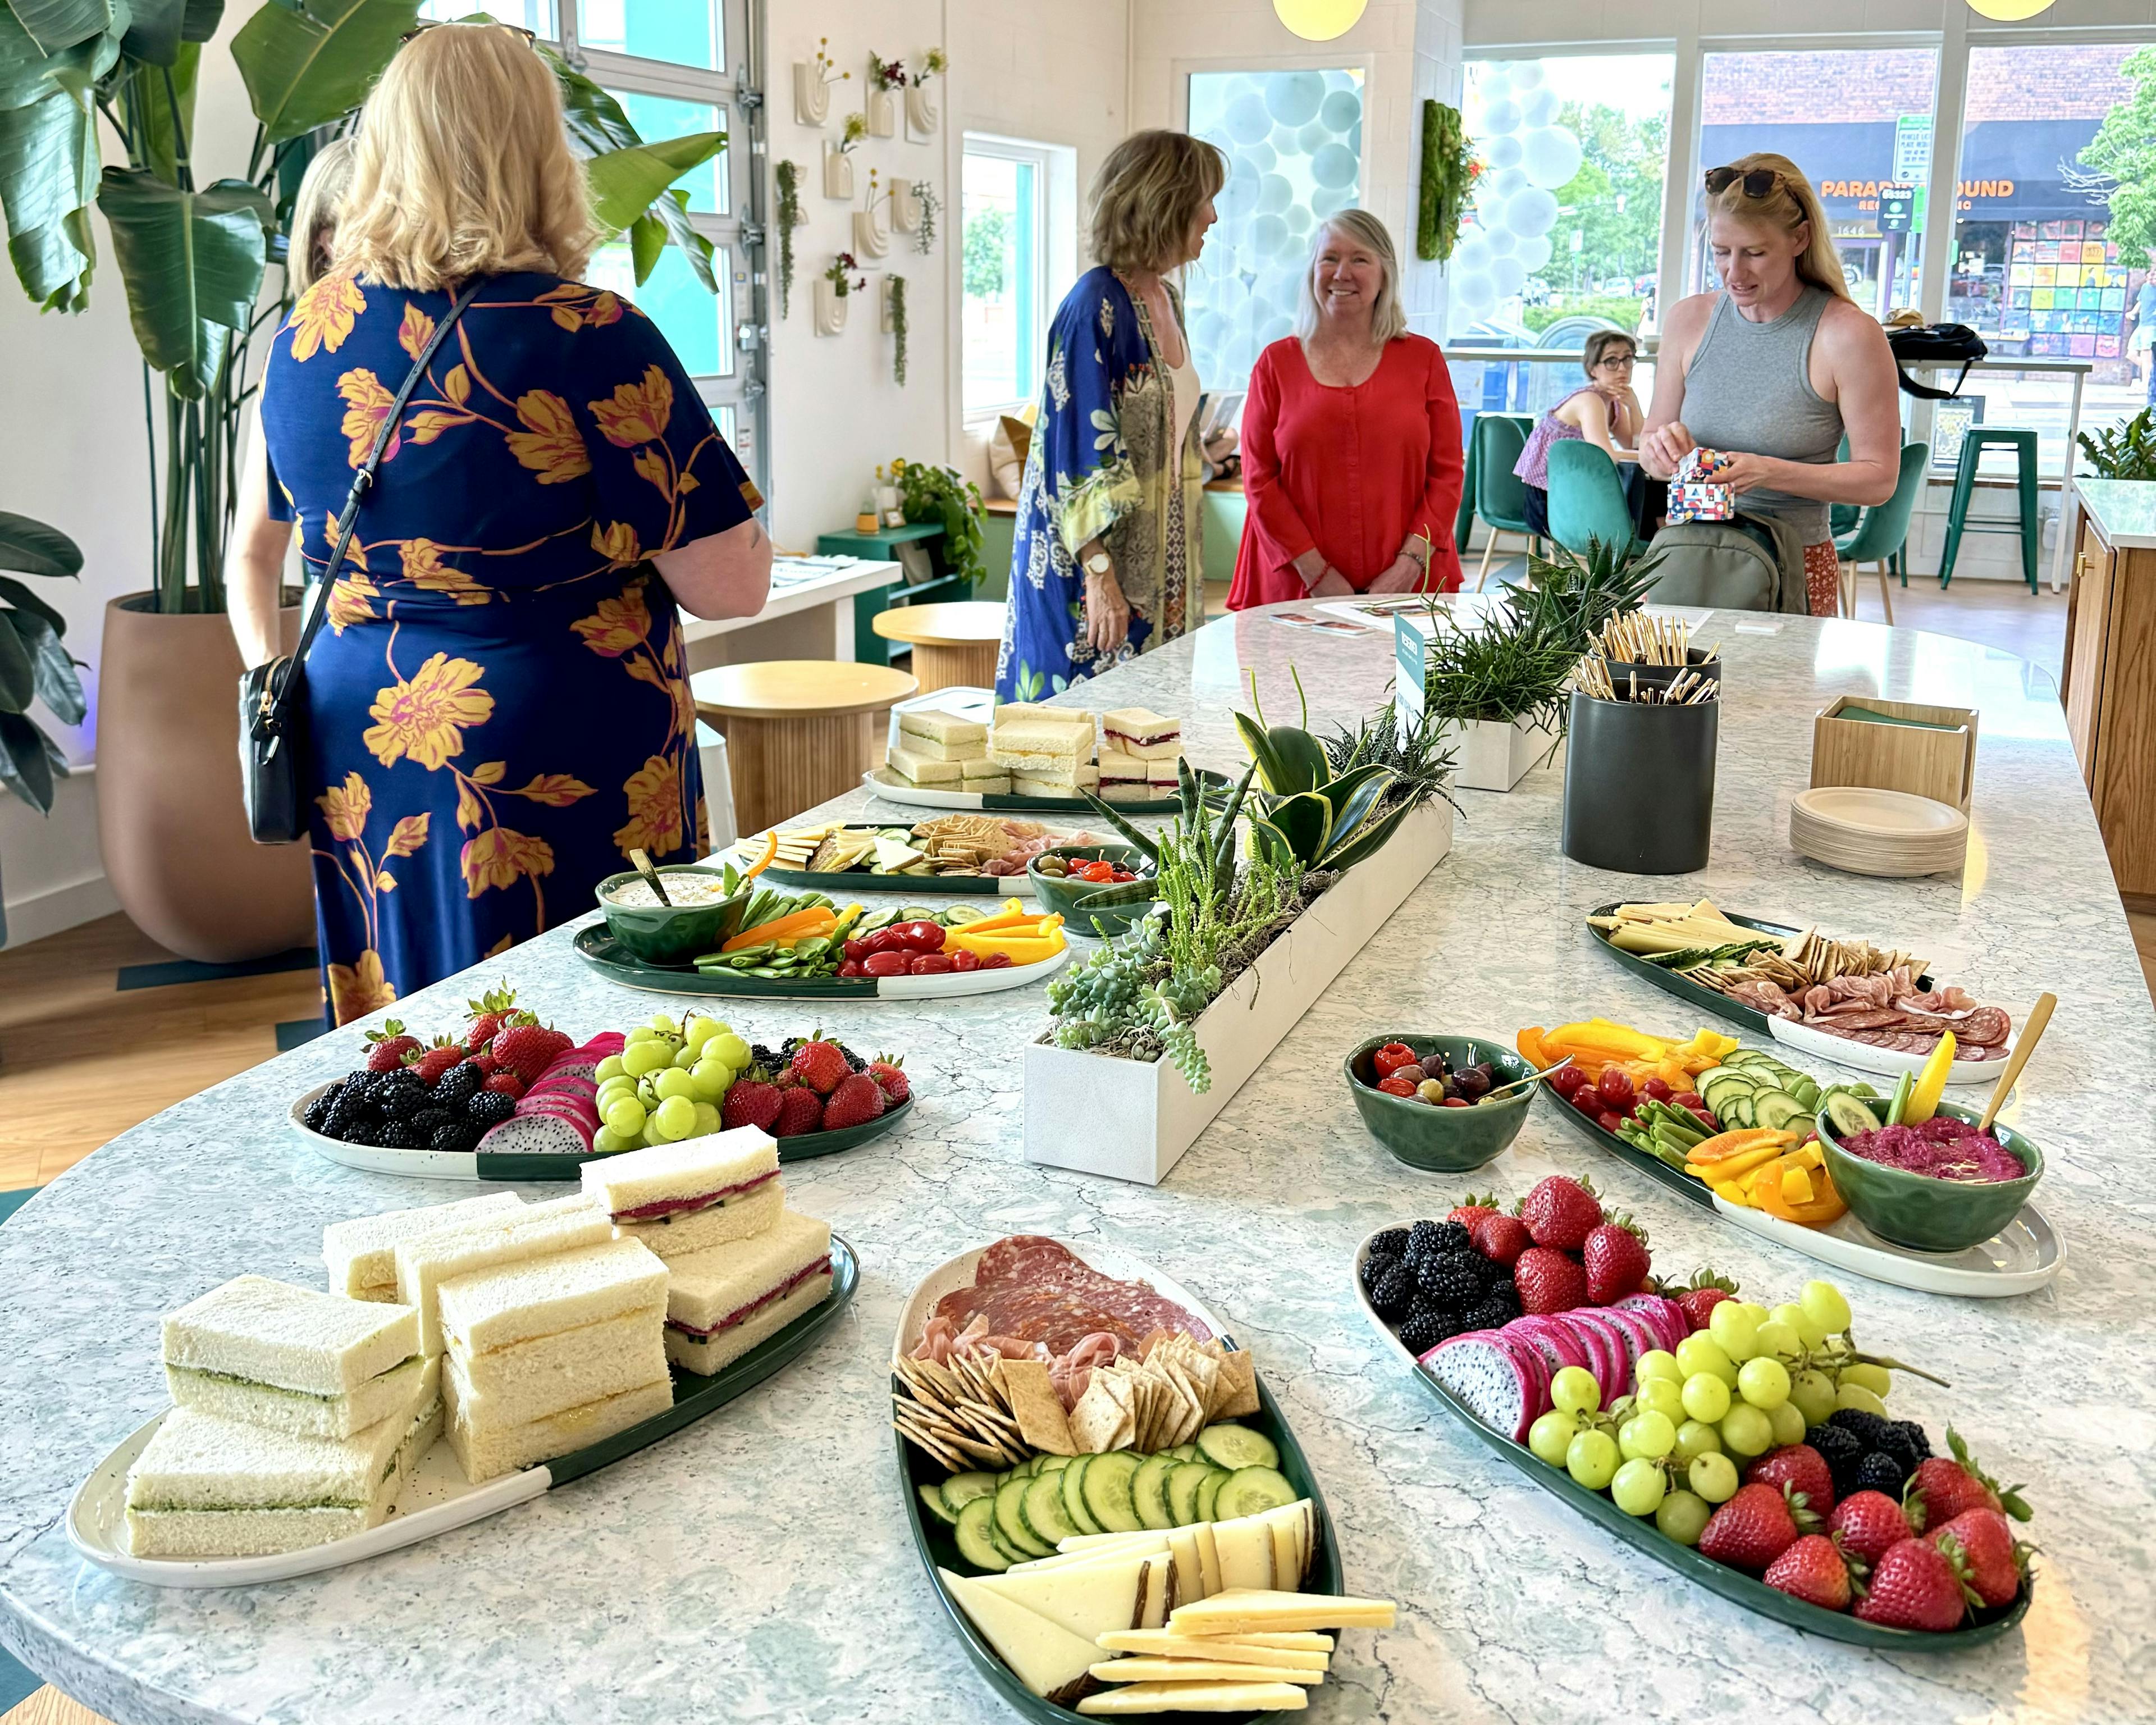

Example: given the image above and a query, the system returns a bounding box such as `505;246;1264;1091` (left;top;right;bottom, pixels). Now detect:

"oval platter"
1350;1231;2032;1649
574;923;1069;998
893;1238;1347;1725
729;824;1085;897
864;766;1228;815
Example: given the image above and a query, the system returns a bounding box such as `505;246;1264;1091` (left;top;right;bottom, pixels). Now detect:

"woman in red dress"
1228;209;1464;608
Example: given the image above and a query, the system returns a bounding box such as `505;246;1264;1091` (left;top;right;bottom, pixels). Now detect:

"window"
575;0;720;71
416;0;555;33
1186;68;1364;390
962;140;1048;415
1694;49;1940;318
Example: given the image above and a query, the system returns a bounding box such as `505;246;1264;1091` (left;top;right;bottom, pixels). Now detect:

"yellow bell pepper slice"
947;900;1033;935
1904;1031;1957;1125
1779;1162;1815;1205
1547;1019;1673;1060
1707;1178;1752;1206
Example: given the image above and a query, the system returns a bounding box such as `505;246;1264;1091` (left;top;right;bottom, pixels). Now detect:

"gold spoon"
1979;992;2055;1134
628;846;673;907
1481;1056;1576;1101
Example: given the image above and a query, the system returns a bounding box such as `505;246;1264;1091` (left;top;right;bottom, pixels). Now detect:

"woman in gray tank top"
1639;152;1903;616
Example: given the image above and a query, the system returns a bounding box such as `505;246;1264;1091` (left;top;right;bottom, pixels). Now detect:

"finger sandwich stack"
1098;709;1183;802
990;704;1099;798
888;709;1008;796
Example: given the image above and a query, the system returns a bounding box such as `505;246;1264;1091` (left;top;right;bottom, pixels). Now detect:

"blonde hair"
1581;328;1636;377
1705;152;1852;304
333;22;596;291
287;138;354;297
1090;130;1226;274
1294;209;1407;343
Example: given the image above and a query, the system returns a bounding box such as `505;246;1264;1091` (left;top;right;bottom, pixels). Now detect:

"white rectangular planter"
1440;715;1559;792
1022;800;1453;1185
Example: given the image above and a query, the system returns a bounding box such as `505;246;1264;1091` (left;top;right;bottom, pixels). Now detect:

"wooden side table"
689;660;917;834
814;523;975;664
870;600;1008;694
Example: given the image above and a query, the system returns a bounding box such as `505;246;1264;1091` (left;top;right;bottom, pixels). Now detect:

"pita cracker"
998;1357;1077;1455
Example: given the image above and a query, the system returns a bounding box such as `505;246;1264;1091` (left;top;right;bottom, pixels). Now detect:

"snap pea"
749;966;787;977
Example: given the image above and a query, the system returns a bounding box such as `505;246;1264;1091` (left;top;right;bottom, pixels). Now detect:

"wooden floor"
2;1687;110;1725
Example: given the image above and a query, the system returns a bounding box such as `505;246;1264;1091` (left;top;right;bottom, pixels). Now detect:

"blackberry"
1853;1450;1907;1496
1415;1253;1483;1312
1487;1280;1522;1316
1369;1266;1416;1321
1396;1309;1450;1356
467;1090;517;1126
1360;1253;1394;1294
302;1096;333;1133
1876;1423;1925;1475
411;1108;456;1137
1460;1299;1513;1332
1890;1420;1932;1464
1405;1220;1447;1262
377;1118;426;1151
433;1062;485;1105
377;1072;427;1119
751;1043;784;1070
840;1043;867;1072
1807;1423;1863;1467
342;1119;381;1147
1427;1221;1474;1258
431;1121;481;1154
1827;1408;1893;1449
1368;1227;1412;1262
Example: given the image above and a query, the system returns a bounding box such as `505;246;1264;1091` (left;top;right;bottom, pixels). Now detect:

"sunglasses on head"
400;17;538;43
1704;166;1785;199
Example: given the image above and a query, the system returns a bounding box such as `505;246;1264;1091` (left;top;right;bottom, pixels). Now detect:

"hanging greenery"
1417;100;1477;263
914;184;940;254
889;276;908;386
775;160;804;319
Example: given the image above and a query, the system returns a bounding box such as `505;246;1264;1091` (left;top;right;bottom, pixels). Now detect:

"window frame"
959;133;1057;423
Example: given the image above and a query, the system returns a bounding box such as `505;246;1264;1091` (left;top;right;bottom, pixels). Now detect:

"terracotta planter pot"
95;593;317;964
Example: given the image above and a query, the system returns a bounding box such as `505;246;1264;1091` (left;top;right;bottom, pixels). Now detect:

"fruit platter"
893;1235;1400;1720
1587;900;2017;1084
1517;1018;2063;1297
728;816;1094;894
290;994;919;1181
1354;1198;2035;1649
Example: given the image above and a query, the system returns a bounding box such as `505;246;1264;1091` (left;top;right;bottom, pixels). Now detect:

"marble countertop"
2;604;2150;1725
2073;477;2156;551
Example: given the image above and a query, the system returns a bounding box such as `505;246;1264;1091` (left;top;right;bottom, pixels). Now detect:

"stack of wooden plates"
1790;786;1968;877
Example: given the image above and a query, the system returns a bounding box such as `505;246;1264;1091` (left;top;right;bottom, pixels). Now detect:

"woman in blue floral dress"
997;131;1225;702
226;24;771;1023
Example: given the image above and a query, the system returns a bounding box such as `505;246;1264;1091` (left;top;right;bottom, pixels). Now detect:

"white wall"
1464;0;2156;48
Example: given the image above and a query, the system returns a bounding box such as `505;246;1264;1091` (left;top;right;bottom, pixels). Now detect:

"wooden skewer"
1979;992;2055;1133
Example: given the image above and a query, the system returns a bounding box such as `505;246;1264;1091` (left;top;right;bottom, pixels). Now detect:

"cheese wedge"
887;743;962;785
941;1569;1100;1706
1055;1530;1173;1557
1193;1521;1223;1599
1169;1591;1397;1635
1077;1681;1308;1714
1088;1659;1323;1686
1206;1633;1333;1653
976;1552;1162;1644
1021;1539;1171;1575
873;837;925;871
1095;1632;1329;1672
1263;1503;1308;1590
1212;1514;1276;1594
1138;1550;1173;1628
1164;1526;1207;1607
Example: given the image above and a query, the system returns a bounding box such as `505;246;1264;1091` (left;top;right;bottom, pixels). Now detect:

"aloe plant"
1233;668;1414;874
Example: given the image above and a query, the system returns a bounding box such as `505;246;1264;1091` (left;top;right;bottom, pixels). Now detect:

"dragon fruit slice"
527;1032;624;1090
1505;1315;1591;1381
1424;1333;1546;1443
1569;1310;1646;1398
1606;1307;1669;1364
1613;1293;1689;1352
477;1040;613;1157
1554;1312;1624;1406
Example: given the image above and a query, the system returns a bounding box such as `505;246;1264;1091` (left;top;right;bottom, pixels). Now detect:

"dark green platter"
897;1353;1347;1724
573;924;1067;999
742;825;1057;895
866;766;1230;815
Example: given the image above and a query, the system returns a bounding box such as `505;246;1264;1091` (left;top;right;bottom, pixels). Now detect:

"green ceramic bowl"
1025;843;1159;936
1344;1034;1536;1173
595;866;750;968
1815;1099;2044;1253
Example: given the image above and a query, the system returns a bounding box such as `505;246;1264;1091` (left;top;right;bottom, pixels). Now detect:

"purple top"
1514;386;1605;489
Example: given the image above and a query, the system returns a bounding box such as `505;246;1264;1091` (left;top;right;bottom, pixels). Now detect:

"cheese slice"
1164;1526;1207;1606
1138;1549;1173;1628
941;1569;1100;1705
1169;1591;1397;1635
1088;1658;1324;1686
887;744;962;785
1095;1631;1329;1672
1208;1633;1333;1653
976;1552;1159;1644
1262;1503;1308;1590
1026;1535;1171;1573
1193;1521;1223;1599
1212;1515;1275;1595
1077;1681;1308;1714
872;837;925;871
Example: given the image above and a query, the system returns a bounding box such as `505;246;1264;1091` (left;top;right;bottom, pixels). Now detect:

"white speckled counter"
1;605;2149;1725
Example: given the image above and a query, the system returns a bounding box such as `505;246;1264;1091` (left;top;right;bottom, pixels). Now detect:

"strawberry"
1513;1246;1588;1315
1581;1214;1651;1305
1854;1536;1972;1631
773;1085;824;1137
492;1017;574;1084
1671;1267;1740;1333
482;1071;526;1099
1698;1482;1814;1572
471;1049;501;1076
1930;1508;2025;1609
721;1078;783;1133
867;1053;911;1105
1904;1427;2029;1530
407;1040;467;1087
462;984;519;1054
1828;1490;1911;1565
1470;1213;1531;1267
822;1071;888;1130
364;1020;419;1072
1446;1193;1500;1230
1747;1444;1836;1517
1518;1175;1601;1251
788;1034;852;1097
1763;1534;1853;1612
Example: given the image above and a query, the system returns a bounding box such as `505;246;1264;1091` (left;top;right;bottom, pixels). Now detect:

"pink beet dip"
1838;1116;2027;1183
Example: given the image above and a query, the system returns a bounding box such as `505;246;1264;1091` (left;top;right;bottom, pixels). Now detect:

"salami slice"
1806;1007;1908;1031
921;1236;1212;1356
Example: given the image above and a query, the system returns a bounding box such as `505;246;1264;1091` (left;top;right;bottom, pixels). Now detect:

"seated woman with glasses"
1638;152;1901;616
1512;328;1648;541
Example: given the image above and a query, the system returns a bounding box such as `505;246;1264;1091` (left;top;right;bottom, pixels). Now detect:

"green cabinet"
815;522;975;665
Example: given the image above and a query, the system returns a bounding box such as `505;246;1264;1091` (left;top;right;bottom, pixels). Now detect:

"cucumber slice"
942;902;995;924
1033;1454;1073;1474
1168;1443;1201;1463
1726;1094;1756;1129
1166;1460;1211;1525
857;907;898;934
1194;1467;1230;1522
1213;1464;1298;1522
985;1518;1031;1566
953;1495;1011;1572
1195;1422;1281;1472
897;905;938;922
1131;1454;1178;1530
1022;1471;1079;1546
941;1471;999;1517
1059;1453;1103;1536
994;1475;1056;1558
1753;1091;1805;1131
919;1481;960;1525
1082;1450;1145;1534
1718;1049;1775;1069
1884;1071;1915;1127
1826;1091;1883;1138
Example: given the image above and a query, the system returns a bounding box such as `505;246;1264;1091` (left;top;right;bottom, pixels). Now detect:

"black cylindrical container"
1604;646;1722;699
1561;689;1718;873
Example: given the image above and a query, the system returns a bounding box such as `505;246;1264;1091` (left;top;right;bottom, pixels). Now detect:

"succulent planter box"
1437;715;1559;792
1022;800;1453;1185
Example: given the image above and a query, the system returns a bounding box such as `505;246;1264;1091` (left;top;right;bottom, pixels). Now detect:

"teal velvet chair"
1545;440;1641;559
1469;415;1537;590
1833;441;1929;623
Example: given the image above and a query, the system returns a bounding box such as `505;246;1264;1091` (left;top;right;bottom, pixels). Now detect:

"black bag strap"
255;276;487;741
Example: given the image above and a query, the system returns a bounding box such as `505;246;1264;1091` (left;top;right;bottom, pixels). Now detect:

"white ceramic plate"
288;1084;489;1179
1765;1014;2012;1086
1792;787;1970;838
1708;1197;2063;1298
1350;1233;1420;1367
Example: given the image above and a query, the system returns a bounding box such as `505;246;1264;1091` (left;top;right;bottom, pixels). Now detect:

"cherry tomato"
862;951;910;977
949;949;981;973
1641;1076;1673;1102
836;959;867;979
1596;1067;1636;1109
864;927;905;955
1377;1075;1419;1098
1548;1065;1589;1098
902;920;947;953
1672;1092;1703;1111
909;953;954;974
1569;1085;1605;1118
980;951;1013;968
1598;1111;1625;1132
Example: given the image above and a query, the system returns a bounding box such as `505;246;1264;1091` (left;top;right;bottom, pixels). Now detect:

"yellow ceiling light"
1273;0;1368;41
1966;0;2056;16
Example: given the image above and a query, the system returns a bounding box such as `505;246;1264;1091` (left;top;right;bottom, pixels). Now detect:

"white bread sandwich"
1096;750;1153;798
163;1275;426;1441
897;709;988;759
990;725;1095;770
123;1363;441;1558
324;1192;524;1301
1146;756;1183;786
394;1193;611;1355
664;1208;835;1376
960;755;1012;787
1102;709;1182;760
887;742;963;786
1012;765;1099;798
579;1128;784;1259
445;1377;674;1486
995;703;1096;731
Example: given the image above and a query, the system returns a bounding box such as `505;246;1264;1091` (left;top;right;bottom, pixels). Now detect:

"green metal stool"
1937;428;2039;592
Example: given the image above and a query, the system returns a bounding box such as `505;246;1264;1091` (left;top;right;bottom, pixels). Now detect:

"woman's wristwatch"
1083;551;1112;578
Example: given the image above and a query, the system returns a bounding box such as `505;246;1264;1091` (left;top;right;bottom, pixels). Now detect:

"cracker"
998;1357;1077;1455
1070;1377;1127;1453
1216;1349;1260;1418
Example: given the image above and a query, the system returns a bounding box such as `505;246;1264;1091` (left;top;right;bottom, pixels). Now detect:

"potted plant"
889;459;987;587
905;47;947;139
817;253;865;336
793;37;847;127
865;52;905;136
1024;692;1455;1184
0;4;724;961
0;510;91;948
2079;406;2156;481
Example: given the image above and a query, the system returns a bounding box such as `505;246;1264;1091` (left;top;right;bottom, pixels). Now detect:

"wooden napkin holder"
1811;696;1977;812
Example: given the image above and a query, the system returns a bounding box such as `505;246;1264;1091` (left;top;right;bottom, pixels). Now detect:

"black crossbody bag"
239;279;483;844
